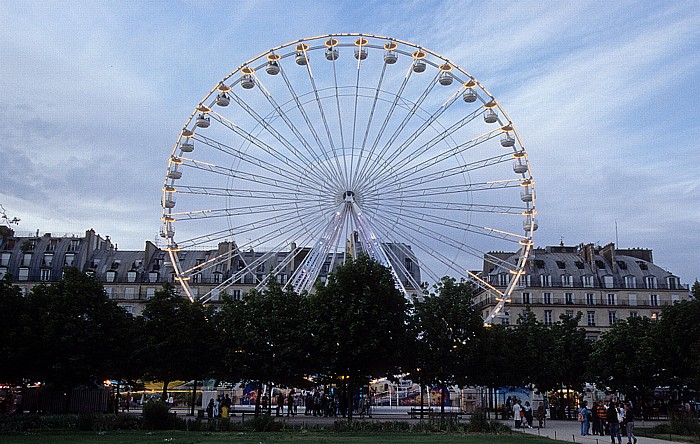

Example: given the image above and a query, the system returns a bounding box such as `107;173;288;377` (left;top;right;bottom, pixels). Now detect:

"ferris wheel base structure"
159;33;536;325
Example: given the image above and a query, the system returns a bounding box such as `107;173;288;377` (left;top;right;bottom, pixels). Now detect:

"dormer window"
561;274;573;287
595;260;606;269
148;272;159;283
556;261;566;269
582;275;594;288
603;275;614;288
105;270;117;282
540;274;551;287
127;270;137;283
666;276;679;290
645;276;657;289
624;275;636;289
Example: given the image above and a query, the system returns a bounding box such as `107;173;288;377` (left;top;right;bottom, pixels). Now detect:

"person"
578;401;590;436
606;400;622;444
523;401;533;428
224;394;233;416
596;400;608;436
505;396;513;418
125;392;131;412
213;396;220;418
536;402;546;428
513;399;523;428
206;398;214;420
287;389;295;417
624;402;637;444
276;392;284;416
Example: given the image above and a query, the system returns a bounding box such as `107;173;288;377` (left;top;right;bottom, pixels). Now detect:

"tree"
587;316;660;396
24;268;135;388
308;255;413;421
0;274;30;384
216;280;310;416
412;276;482;413
550;312;590;393
134;283;215;399
655;298;700;390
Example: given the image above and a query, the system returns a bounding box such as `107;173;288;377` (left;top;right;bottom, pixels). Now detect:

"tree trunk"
347;381;354;423
440;385;445;414
161;380;170;402
190;380;197;416
115;380;121;414
420;382;425;419
254;380;262;417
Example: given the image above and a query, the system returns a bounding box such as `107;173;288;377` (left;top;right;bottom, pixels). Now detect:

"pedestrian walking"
624;402;637;444
513;400;523;428
578;401;591;436
606;401;622;444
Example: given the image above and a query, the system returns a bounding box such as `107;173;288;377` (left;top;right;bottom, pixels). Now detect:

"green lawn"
0;430;556;444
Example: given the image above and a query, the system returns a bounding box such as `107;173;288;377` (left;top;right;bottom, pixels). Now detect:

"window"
540;274;551;287
105;287;113;298
192;273;201;283
629;311;638;318
603;276;614;288
210;289;220;302
40;268;51;281
607;293;616;305
624;275;636;289
0;252;10;266
18;267;29;281
595;260;606;269
127;270;137;283
565;310;574;318
237;260;246;271
582;275;594;288
105;270;117;283
543;292;552;304
628;294;637;306
672;294;680;304
22;253;32;267
68;239;80;251
232;289;242;300
650;312;658;321
608;311;617;325
213;272;222;283
276;274;288;284
148;272;159;283
637;261;648;271
498;273;509;286
124;287;135;299
544;310;553;326
522;292;531;304
645;276;657;289
650;294;658;306
586;293;595;305
518;274;531;287
565;292;574;304
587;311;596;326
617;260;628;270
666;276;679;290
44;252;55;266
575;261;585;270
146;288;155;299
404;258;413;272
122;305;134;315
561;275;573;287
556;261;566;269
256;263;265;273
64;253;75;267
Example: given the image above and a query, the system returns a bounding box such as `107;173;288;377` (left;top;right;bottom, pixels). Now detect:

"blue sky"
1;1;698;283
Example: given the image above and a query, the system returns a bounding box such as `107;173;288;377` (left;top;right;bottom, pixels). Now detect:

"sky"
1;1;698;284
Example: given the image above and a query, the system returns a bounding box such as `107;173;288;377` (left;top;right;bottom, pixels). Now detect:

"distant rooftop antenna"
615;220;619;246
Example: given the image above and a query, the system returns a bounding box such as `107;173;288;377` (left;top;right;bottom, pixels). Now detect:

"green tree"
134;283;215;399
550;312;590;395
308;255;412;421
587;316;660;396
0;274;30;384
412;277;482;413
656;298;700;389
216;280;310;416
24;268;135;388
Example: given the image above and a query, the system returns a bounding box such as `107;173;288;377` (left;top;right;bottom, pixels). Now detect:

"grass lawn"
0;430;558;443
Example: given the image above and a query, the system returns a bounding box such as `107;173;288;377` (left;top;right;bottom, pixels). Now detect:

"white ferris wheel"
161;34;536;324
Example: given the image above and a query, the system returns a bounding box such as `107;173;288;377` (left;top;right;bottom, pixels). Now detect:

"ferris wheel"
161;33;536;323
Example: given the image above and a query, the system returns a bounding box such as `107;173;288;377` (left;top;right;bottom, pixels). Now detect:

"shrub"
141;401;175;430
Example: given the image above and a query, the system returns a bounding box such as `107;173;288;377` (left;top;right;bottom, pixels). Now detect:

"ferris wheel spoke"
377;199;526;216
168;202;311;221
278;64;346;187
360;87;463;190
354;62;387;181
202;115;333;191
379;204;526;244
242;78;344;190
174;186;334;207
362;179;521;202
351;64;414;189
355;71;439;188
300;54;348;188
363;126;500;192
177;204;328;249
372;210;519;275
396;152;513;191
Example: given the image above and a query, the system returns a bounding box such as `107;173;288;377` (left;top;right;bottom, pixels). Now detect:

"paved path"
503;419;676;444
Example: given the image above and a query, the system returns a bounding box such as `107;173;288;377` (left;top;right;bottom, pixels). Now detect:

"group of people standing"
507;396;546;429
206;394;233;419
578;400;637;444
